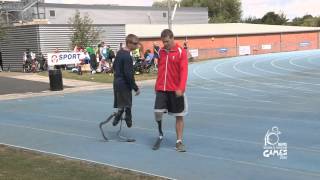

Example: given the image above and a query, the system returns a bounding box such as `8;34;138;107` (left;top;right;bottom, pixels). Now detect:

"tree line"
153;0;320;27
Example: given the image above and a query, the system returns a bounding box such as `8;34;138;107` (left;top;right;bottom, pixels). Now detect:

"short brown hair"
126;34;139;45
161;29;174;39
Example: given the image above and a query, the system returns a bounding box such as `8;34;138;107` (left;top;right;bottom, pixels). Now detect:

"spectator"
153;42;160;68
144;49;154;65
54;48;60;53
0;51;2;71
77;48;86;75
97;43;102;61
37;52;46;71
132;42;144;61
118;42;125;51
24;49;32;62
100;42;109;61
106;45;114;69
87;46;97;72
23;49;33;70
84;49;91;64
183;40;188;50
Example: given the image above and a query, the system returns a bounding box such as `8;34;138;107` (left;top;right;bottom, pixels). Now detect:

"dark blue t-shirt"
113;49;138;92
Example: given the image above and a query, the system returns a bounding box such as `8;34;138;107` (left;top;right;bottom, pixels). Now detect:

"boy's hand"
135;89;141;96
175;90;183;97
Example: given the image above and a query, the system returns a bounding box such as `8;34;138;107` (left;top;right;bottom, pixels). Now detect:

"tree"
260;12;288;25
0;19;6;40
152;0;179;8
242;16;262;24
180;0;242;23
68;10;101;49
243;12;320;27
291;17;304;26
315;17;320;27
153;0;242;23
291;14;320;27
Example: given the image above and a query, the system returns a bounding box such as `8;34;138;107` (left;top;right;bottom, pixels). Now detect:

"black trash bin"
49;69;63;91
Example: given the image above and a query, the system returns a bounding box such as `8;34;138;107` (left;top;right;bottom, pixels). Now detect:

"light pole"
167;0;172;30
168;0;180;30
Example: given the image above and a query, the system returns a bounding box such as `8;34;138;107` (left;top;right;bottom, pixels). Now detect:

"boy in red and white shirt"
153;29;188;152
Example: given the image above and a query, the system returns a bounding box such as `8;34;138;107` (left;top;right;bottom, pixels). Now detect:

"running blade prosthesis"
99;112;135;142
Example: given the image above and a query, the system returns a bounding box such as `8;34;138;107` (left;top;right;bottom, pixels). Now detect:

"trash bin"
49;69;63;91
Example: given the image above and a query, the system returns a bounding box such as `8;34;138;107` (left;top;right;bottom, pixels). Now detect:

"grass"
0;145;165;180
38;70;157;84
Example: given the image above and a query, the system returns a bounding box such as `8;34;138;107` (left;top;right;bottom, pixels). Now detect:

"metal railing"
0;0;39;11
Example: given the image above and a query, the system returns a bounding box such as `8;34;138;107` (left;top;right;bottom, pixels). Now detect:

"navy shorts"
113;89;132;108
154;91;188;116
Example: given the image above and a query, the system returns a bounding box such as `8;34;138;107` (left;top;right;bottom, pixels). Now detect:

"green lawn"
0;145;165;180
38;70;157;84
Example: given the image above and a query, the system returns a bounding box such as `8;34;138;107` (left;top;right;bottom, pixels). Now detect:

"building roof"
40;3;207;12
126;23;320;38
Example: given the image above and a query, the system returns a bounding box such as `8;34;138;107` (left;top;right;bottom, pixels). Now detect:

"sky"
45;0;320;19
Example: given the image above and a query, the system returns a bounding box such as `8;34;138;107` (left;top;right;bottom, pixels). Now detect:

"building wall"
238;34;281;55
318;32;320;49
42;6;208;24
0;24;125;71
0;25;40;71
140;31;320;60
38;24;125;56
140;36;237;60
281;32;318;52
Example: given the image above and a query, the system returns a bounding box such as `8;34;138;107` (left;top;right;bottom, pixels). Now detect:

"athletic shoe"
175;142;186;152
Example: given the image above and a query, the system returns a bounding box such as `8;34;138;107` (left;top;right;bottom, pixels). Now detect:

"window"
163;12;167;18
49;10;55;17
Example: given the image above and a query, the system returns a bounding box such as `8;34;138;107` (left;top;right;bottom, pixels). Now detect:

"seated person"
83;50;91;64
143;49;154;66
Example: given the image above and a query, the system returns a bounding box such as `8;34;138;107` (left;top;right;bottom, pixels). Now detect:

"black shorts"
113;89;132;108
154;91;188;116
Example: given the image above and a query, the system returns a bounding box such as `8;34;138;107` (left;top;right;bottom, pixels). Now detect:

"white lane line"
210;55;318;96
212;59;267;93
6;99;318;124
195;58;315;104
0;119;320;179
189;81;273;104
220;57;317;95
1;136;320;178
1;114;319;154
241;56;320;87
252;54;320;86
184;151;320;178
0;122;98;140
188;82;241;97
271;58;320;77
289;56;320;71
135;96;317;113
307;56;320;66
192;64;278;104
252;57;320;86
233;58;320;94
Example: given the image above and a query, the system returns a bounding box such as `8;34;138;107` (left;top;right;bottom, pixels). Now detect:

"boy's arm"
178;48;188;93
123;54;139;92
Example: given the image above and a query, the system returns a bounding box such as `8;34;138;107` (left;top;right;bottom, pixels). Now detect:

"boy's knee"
117;108;124;115
155;112;163;121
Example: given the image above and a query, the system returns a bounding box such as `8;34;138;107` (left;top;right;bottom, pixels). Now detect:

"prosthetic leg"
99;110;135;142
152;112;164;150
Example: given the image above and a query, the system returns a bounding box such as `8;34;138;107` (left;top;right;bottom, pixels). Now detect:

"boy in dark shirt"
112;34;141;128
